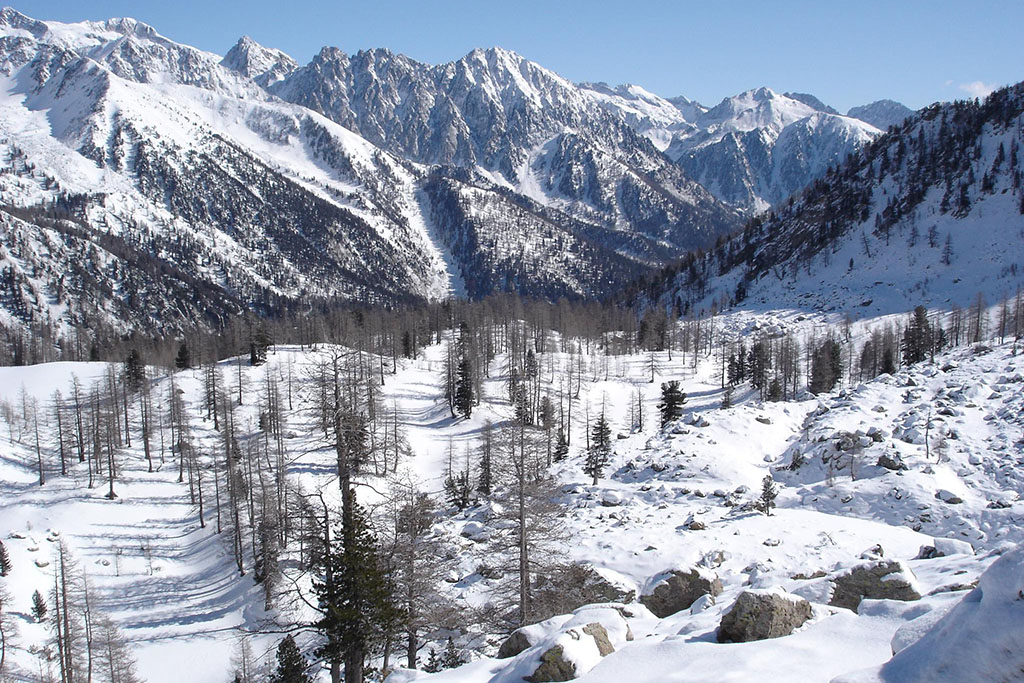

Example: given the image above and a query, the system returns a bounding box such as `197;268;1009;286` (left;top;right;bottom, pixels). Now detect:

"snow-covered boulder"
916;537;975;559
876;452;907;471
717;588;813;643
524;623;613;682
640;568;722;617
829;560;921;612
834;543;1024;682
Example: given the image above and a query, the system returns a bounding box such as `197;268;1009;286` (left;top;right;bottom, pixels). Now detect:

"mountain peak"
222;34;297;85
847;99;914;130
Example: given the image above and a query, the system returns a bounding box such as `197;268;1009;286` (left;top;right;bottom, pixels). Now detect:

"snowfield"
1;311;1022;682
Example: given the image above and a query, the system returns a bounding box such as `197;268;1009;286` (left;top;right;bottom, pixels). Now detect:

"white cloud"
958;80;999;98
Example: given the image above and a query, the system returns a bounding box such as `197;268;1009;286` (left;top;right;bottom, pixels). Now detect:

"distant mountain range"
0;7;922;335
637;83;1024;318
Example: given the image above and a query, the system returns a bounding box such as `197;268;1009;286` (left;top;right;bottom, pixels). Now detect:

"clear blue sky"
7;0;1022;112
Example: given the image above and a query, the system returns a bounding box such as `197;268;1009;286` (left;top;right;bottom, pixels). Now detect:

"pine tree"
312;497;399;683
422;648;441;673
809;338;843;394
174;342;191;370
0;539;9;576
657;381;687;427
453;356;474;418
440;637;463;670
758;474;778;516
942;233;953;265
124;349;145;393
584;411;611;485
902;305;933;365
31;588;47;621
552;430;569;462
270;635;312;683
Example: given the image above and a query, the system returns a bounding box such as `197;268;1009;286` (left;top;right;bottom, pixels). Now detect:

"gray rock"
877;452;908;471
497;629;535;659
717;590;813;642
829;560;921;612
532;564;635;622
526;645;576;682
581;623;615;657
640;569;722;617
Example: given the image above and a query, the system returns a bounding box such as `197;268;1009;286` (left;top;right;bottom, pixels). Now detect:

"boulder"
717;589;813;642
917;538;975;559
526;645;576;682
532;564;634;621
497;629;535;659
524;623;616;682
581;623;614;657
829;560;921;612
640;569;722;617
877;452;907;471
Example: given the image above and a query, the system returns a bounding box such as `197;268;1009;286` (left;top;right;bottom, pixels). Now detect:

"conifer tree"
32;589;47;621
584;411;611;485
174;342;191;370
313;497;399;683
270;635;312;683
453;356;474;418
657;381;687;427
124;349;145;393
552;430;569;462
0;540;9;576
422;648;441;673
759;474;778;516
440;637;463;670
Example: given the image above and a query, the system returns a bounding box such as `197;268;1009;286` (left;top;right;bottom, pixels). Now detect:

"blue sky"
7;0;1022;112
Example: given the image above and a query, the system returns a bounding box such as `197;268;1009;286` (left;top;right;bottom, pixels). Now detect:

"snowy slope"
3;318;1022;681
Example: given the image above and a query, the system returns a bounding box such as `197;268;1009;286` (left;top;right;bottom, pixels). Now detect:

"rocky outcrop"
718;589;813;642
829;560;921;612
640;569;722;617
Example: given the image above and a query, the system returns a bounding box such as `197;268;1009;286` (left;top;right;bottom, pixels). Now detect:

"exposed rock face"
640;569;722;617
718;589;813;642
829;560;921;612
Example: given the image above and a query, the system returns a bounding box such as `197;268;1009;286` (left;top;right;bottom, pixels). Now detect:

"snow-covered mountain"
263;45;739;249
0;8;742;336
641;82;1024;319
663;87;882;213
847;99;915;131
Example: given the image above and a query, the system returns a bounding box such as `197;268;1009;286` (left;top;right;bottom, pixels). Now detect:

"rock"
917;538;975;559
532;565;635;620
829;560;921;612
526;645;576;682
688;519;706;531
460;521;488;540
859;544;884;560
525;623;616;682
877;452;908;471
581;623;614;657
935;489;964;505
689;593;716;614
755;415;772;425
640;569;722;617
717;589;813;643
497;629;535;658
600;490;625;507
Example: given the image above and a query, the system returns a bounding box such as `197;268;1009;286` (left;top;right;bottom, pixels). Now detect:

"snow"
0;322;1021;681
